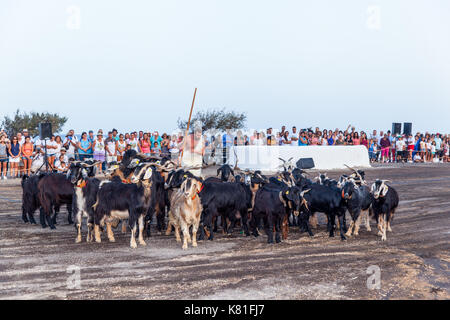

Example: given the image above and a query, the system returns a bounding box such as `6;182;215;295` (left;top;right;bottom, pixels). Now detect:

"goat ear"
216;168;221;176
382;185;389;196
143;167;153;180
128;159;140;169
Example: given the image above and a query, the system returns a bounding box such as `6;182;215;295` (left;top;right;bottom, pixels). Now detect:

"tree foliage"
1;109;68;137
177;108;246;132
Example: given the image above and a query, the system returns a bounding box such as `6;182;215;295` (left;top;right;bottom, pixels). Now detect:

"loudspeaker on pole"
403;122;412;135
39;123;52;140
392;123;402;135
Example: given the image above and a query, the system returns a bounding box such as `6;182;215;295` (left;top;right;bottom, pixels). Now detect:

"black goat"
217;164;234;182
37;173;74;229
371;180;399;241
251;186;308;243
93;163;156;248
21;173;47;224
198;181;251;241
341;179;374;237
68;161;101;243
301;184;348;240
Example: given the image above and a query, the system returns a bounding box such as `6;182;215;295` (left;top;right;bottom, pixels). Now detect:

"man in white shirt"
395;136;406;162
290;127;299;146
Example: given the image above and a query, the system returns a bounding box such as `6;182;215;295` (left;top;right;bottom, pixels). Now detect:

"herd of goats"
19;150;399;249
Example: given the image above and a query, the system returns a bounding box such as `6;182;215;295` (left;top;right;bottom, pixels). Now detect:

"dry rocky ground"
0;163;449;299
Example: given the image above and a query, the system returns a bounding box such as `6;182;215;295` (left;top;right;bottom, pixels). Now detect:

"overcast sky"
1;0;449;135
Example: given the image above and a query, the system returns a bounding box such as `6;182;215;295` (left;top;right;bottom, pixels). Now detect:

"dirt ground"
0;163;449;300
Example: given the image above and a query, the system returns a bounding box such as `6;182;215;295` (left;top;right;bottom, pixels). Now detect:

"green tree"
1;109;68;137
177;108;246;132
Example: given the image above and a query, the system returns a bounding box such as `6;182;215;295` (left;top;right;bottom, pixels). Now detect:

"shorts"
22;156;32;161
93;152;105;162
0;157;8;163
9;157;20;163
106;155;117;163
408;145;415;150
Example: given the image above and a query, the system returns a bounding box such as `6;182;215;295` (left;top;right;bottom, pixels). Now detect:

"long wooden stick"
179;88;197;165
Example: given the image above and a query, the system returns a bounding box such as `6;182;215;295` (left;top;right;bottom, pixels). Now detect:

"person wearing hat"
92;131;105;174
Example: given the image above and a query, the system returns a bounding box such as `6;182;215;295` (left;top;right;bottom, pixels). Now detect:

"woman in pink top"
140;133;151;155
310;134;319;145
352;132;361;145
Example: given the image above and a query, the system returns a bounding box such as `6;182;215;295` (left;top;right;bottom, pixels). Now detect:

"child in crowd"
151;141;160;156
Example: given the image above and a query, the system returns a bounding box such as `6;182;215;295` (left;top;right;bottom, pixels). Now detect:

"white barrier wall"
228;146;371;171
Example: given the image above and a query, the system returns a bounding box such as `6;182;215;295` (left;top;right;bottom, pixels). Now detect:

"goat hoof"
108;238;115;243
341;236;347;241
75;237;82;243
130;242;137;249
139;240;147;246
192;242;198;247
182;244;188;250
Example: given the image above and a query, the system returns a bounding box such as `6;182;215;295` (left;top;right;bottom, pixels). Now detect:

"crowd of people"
0;124;449;180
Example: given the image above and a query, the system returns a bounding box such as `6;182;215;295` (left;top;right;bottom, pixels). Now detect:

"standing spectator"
8;136;21;178
406;135;415;162
21;136;34;176
22;129;30;144
395;136;406;162
151;141;161;156
253;132;264;146
17;132;24;146
380;134;391;163
151;131;163;147
368;139;376;162
117;134;126;162
128;132;139;152
92;131;105;174
161;133;170;158
281;131;291;146
310;133;319;145
46;135;58;170
77;132;92;161
112;128;119;141
298;131;308;146
360;132;369;149
266;128;274;145
335;134;345;145
0;134;9;179
291;127;299;145
139;133;151;156
352;132;360;145
327;132;335;146
63;130;78;160
105;131;118;165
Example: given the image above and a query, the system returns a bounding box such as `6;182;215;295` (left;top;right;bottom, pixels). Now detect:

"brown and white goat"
166;178;203;249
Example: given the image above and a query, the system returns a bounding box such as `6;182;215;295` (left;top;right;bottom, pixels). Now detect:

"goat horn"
81;161;101;168
300;189;311;197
